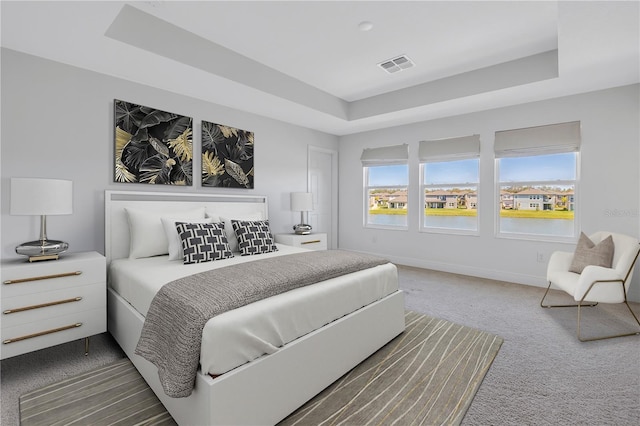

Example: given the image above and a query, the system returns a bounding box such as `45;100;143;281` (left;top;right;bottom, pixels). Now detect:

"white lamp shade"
290;192;313;212
10;178;73;215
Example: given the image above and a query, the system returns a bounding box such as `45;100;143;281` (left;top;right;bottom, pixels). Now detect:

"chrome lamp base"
293;224;312;235
16;239;69;262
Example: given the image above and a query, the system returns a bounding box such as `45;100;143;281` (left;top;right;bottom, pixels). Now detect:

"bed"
105;190;405;425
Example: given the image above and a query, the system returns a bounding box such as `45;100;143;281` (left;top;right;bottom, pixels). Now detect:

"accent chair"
541;231;640;341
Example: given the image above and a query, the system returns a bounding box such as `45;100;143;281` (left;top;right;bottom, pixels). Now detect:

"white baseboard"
345;249;640;303
351;249;549;289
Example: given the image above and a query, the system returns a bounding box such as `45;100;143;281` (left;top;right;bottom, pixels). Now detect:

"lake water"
368;214;408;227
424;216;476;231
369;214;573;236
499;217;574;237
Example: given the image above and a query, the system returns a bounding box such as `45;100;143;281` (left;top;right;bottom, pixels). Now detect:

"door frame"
307;145;338;249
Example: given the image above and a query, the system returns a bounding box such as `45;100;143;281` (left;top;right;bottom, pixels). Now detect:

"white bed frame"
105;190;405;425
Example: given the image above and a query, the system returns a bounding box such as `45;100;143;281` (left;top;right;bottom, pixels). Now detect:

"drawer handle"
3;323;82;344
4;297;83;315
3;271;82;285
301;240;322;245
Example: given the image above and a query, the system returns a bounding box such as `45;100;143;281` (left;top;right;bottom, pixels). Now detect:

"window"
495;121;580;240
361;144;409;229
419;135;480;233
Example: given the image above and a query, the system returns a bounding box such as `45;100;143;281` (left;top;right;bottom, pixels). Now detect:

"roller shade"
494;121;581;158
418;135;480;162
360;143;408;166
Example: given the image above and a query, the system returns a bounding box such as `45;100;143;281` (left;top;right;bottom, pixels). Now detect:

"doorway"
307;146;338;249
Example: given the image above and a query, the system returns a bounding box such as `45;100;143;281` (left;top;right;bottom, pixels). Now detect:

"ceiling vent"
378;55;415;74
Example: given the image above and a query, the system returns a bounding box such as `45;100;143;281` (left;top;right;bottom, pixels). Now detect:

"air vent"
378;55;415;74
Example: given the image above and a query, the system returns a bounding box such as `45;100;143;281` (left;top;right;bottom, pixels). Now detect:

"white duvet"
108;245;398;375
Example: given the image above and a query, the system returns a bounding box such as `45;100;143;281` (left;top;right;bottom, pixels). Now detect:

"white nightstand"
1;251;106;359
275;233;328;251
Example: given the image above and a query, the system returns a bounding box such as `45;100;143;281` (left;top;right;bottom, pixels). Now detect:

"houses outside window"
361;144;409;229
419;135;480;234
495;122;580;240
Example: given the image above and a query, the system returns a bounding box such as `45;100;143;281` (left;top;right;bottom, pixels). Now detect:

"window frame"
363;164;409;231
418;135;481;236
494;121;581;242
495;152;580;242
419;158;480;236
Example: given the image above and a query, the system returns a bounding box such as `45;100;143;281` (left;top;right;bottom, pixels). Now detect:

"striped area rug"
19;311;502;426
280;311;503;425
19;360;175;426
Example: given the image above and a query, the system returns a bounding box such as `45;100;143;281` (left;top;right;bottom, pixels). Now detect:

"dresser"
1;251;106;359
274;233;328;251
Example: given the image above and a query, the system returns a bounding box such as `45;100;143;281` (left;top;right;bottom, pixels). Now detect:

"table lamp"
10;178;73;261
290;192;313;235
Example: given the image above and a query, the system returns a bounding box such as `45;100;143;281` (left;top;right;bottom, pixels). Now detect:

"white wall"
3;49;638;302
0;49;338;260
338;84;640;302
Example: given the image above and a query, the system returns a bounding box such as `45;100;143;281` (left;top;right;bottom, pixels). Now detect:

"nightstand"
1;251;106;359
275;233;328;251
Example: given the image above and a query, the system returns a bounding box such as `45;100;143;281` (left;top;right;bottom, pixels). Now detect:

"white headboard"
105;190;269;264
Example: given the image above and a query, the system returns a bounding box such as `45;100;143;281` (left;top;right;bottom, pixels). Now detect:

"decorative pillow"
219;212;264;252
161;217;214;261
232;220;278;256
569;232;615;274
176;222;234;264
125;207;205;259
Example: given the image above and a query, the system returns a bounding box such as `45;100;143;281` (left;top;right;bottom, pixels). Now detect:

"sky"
368;153;576;187
424;159;478;185
499;152;576;182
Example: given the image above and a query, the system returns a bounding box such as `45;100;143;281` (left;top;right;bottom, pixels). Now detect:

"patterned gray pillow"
176;222;234;264
231;220;278;256
569;232;614;274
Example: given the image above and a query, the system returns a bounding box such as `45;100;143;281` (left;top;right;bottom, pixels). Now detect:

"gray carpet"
2;265;639;425
1;333;126;426
399;266;640;426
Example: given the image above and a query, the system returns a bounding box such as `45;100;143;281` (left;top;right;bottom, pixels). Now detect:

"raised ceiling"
1;1;638;135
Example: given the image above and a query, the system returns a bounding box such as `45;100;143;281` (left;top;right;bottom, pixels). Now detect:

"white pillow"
161;217;217;261
219;212;264;252
125;207;205;259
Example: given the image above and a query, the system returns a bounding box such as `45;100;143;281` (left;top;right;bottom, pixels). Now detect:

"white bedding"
109;244;398;375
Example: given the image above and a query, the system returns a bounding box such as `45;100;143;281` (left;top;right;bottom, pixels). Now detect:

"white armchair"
542;231;640;341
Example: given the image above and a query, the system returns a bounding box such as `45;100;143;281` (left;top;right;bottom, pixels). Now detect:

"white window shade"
360;143;408;166
494;121;581;158
419;135;480;162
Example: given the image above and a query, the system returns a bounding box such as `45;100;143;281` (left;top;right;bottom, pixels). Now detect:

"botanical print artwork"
114;99;193;185
202;121;254;188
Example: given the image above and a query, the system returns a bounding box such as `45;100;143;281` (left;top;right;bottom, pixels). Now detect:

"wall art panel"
114;99;193;185
202;120;254;189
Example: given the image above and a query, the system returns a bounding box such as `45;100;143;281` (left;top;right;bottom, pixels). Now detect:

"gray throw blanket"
135;250;390;398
